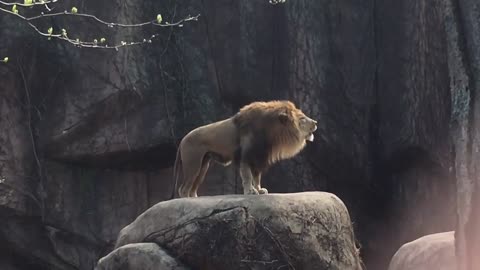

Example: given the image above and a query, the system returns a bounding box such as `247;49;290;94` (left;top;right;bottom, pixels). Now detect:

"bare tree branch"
0;1;200;50
0;0;57;7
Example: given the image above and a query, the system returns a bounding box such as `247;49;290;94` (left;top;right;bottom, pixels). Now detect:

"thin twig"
253;218;296;270
26;11;199;28
0;0;57;7
17;59;46;221
2;0;198;28
241;259;279;265
124;117;131;152
0;180;42;208
0;5;200;50
159;61;177;144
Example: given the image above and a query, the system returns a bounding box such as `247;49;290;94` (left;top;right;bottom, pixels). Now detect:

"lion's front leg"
239;163;259;195
253;172;268;194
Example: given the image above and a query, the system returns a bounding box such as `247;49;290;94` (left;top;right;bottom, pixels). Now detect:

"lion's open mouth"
306;133;314;142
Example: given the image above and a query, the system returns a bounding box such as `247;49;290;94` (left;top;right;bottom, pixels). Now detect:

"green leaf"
71;7;78;14
100;38;106;43
61;29;67;37
2;57;8;63
12;4;18;14
156;14;162;24
47;27;53;35
24;0;33;6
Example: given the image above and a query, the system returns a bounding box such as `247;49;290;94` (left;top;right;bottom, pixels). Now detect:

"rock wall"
446;0;480;269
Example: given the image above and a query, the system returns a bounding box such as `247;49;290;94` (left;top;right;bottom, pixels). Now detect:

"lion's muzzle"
306;119;317;142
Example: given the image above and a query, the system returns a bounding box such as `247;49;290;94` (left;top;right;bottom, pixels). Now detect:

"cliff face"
0;0;474;269
448;0;480;269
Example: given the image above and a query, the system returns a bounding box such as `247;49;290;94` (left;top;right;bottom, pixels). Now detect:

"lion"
172;100;317;198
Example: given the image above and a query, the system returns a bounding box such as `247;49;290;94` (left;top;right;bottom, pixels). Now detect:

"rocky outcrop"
112;192;363;270
96;243;189;270
388;231;456;270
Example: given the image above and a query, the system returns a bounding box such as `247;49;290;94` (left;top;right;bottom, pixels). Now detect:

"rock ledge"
102;192;363;270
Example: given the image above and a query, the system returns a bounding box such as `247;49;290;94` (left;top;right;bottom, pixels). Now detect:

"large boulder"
96;243;190;270
388;231;456;270
113;192;363;270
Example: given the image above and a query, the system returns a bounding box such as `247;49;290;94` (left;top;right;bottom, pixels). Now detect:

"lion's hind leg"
190;155;211;197
178;146;207;198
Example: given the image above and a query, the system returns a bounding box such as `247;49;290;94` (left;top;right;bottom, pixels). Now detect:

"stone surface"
448;0;480;270
388;231;456;270
96;243;189;270
114;192;363;270
363;0;456;268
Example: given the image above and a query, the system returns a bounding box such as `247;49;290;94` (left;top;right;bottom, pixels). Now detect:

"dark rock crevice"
48;143;177;171
0;213;103;270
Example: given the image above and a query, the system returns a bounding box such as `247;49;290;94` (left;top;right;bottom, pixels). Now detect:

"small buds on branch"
0;0;200;50
269;0;286;4
0;0;57;7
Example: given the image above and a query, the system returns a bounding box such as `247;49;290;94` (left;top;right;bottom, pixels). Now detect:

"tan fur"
172;100;317;198
235;101;311;164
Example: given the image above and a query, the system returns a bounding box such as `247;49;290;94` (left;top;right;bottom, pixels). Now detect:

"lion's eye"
300;117;307;123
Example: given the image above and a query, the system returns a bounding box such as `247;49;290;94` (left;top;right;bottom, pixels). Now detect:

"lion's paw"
258;188;269;194
244;187;260;195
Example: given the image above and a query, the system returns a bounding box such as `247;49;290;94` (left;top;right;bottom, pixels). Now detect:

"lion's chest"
269;140;306;164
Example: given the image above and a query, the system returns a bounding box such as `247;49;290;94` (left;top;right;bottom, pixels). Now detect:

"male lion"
172;100;317;198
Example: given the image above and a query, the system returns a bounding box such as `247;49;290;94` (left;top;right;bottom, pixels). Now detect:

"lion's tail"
170;145;182;200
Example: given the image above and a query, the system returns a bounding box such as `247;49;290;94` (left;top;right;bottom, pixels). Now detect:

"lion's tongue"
307;133;314;142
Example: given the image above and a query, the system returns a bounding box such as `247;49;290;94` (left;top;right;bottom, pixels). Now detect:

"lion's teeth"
307;133;314;142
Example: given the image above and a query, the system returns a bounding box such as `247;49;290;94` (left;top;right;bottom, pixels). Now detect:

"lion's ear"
279;112;290;124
